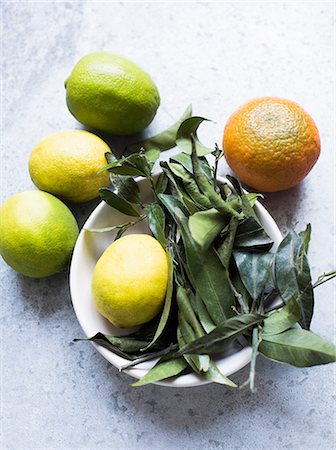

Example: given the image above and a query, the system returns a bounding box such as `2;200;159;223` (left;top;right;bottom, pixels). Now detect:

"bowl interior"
70;175;282;387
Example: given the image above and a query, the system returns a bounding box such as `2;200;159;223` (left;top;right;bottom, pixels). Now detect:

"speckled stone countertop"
1;2;335;449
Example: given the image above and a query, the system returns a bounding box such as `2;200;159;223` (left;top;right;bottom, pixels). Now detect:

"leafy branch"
76;115;336;390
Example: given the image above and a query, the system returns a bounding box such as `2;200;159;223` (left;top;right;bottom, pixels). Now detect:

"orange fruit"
222;97;320;192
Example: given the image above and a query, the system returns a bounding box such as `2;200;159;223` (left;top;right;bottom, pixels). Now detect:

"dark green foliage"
76;117;335;389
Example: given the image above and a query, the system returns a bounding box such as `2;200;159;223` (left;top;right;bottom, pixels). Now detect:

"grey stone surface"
1;2;335;449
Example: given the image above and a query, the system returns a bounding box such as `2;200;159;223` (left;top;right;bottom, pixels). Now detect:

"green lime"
65;52;160;135
29;130;110;203
0;191;79;278
92;234;168;328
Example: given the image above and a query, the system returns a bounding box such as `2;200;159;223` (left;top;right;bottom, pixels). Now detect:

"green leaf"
131;357;188;386
174;314;265;356
221;182;235;201
181;194;201;215
263;299;301;336
74;333;133;360
176;286;210;373
100;152;152;177
188;209;228;250
226;175;259;221
168;162;212;210
170;152;213;180
119;344;179;371
259;329;336;367
74;333;162;361
177;326;197;372
190;137;242;218
177;288;235;388
145;203;167;247
126;105;193;154
299;223;311;254
159;194;235;325
99;188;140;217
145;148;160;165
160;163;199;212
110;175;141;204
94;335;151;353
141;252;174;351
127;153;151;177
247;193;263;208
176;288;235;386
109;165;145;177
234;217;274;251
195;292;216;333
233;250;274;300
155;172;169;194
216;217;239;269
178;318;209;372
170;152;194;173
229;268;252;314
202;360;237;387
275;230;314;330
104;151;115;164
114;227;127;241
176;116;213;156
105;153;151;177
176;285;205;338
99;153;135;173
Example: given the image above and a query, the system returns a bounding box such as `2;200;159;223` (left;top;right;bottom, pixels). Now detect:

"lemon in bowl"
92;234;168;328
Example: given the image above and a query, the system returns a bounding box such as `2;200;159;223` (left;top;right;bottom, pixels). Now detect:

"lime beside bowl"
65;52;160;135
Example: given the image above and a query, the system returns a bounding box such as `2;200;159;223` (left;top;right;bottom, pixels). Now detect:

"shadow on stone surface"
261;182;305;232
77;122;153;158
66;197;102;230
16;270;71;318
80;344;292;429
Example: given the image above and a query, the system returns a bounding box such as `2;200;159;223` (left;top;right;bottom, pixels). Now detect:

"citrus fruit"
223;97;320;192
92;234;168;328
29;130;110;203
65;52;160;135
0;191;79;278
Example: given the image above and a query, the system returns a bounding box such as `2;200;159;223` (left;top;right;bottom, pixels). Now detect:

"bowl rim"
69;174;282;388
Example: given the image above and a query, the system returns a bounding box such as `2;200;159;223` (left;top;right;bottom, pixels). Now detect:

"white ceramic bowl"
70;175;282;387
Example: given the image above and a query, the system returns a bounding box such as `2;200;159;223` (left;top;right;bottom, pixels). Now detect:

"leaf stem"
312;270;336;288
249;326;261;393
228;278;250;314
85;215;146;233
212;143;222;189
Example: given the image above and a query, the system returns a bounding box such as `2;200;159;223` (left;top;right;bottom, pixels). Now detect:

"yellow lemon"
0;191;79;278
92;234;168;328
65;52;160;135
29;130;110;203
